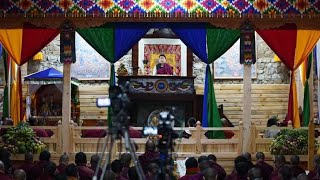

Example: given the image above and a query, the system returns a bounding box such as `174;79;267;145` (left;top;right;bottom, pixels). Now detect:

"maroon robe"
208;161;226;180
120;166;130;179
89;166;102;179
224;171;248;180
77;164;94;180
255;161;274;180
29;160;50;180
156;63;173;75
19;161;34;180
56;163;67;175
308;168;317;180
0;172;11;180
270;168;281;180
291;165;305;177
138;151;160;173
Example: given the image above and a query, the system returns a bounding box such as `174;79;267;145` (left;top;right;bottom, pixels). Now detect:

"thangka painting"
214;39;257;79
138;38;187;76
71;33;110;80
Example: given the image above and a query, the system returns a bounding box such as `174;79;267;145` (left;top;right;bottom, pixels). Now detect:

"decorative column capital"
60;20;76;64
240;20;256;65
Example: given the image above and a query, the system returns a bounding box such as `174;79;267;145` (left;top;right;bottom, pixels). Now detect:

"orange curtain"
10;60;20;125
291;30;320;127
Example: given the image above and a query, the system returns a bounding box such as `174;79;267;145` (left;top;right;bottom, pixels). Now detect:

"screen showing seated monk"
142;44;182;76
152;54;175;75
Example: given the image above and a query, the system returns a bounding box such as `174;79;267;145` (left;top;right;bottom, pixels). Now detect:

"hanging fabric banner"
60;21;76;63
240;21;256;65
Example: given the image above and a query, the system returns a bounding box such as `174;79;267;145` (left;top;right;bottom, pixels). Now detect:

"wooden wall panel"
78;84;109;122
196;84;310;126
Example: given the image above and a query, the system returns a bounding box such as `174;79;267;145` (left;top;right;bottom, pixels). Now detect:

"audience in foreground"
0;144;312;180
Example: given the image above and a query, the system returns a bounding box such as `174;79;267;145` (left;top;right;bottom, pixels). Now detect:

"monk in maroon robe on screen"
153;54;174;75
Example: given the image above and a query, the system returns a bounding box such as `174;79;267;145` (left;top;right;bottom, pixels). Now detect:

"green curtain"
207;26;241;63
2;49;8;118
77;24;116;126
303;53;313;126
205;25;240;138
77;24;115;63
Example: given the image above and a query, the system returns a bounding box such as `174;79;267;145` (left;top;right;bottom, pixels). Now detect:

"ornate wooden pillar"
60;21;76;154
240;21;256;153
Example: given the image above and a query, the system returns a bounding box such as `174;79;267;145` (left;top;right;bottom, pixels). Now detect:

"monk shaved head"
25;152;33;162
290;155;300;166
256;152;265;160
120;153;131;166
13;169;26;180
145;140;156;151
274;155;286;168
243;152;252;162
314;155;320;167
90;154;100;167
59;154;69;164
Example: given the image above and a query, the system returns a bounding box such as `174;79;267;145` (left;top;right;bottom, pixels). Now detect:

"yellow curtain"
300;60;307;84
0;29;23;65
10;60;20;125
291;30;320;127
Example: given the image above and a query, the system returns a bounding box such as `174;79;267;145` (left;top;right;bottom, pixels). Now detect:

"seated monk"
138;140;160;173
81;120;107;138
19;152;34;178
221;118;235;139
219;104;235;139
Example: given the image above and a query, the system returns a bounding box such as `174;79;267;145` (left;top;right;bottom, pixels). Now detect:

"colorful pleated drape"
257;24;320;128
0;24;59;124
77;23;151;126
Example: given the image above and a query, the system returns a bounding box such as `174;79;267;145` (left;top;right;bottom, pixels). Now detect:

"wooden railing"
1;124;318;172
69;122;242;156
0;125;62;154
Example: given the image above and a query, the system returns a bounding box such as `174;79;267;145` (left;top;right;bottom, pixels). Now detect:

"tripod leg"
100;136;115;180
93;133;110;180
123;130;146;180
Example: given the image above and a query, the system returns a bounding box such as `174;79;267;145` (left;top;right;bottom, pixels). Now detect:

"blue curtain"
0;44;2;58
114;23;151;60
169;23;208;62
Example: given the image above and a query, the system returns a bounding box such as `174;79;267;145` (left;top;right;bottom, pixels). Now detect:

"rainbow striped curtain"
0;24;59;124
257;24;320;128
